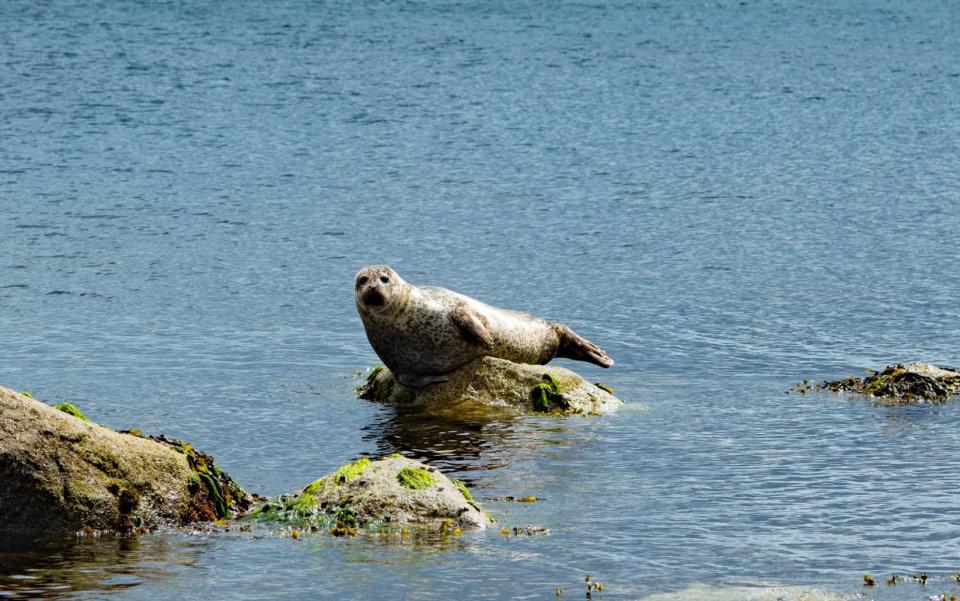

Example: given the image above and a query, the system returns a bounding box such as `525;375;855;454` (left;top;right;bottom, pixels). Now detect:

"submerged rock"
358;357;623;416
248;455;492;532
818;362;960;404
638;583;852;601
0;386;251;534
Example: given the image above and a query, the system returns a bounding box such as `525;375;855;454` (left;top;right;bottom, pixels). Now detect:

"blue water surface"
1;0;959;598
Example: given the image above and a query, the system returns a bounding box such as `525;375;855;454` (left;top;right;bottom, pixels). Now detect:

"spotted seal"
355;265;613;388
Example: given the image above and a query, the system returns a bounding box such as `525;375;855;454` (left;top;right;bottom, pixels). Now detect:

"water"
1;0;959;598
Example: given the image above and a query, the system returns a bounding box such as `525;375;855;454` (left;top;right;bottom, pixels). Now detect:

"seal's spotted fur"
355;265;613;388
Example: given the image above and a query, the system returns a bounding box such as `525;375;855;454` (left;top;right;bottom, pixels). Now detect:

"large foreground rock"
0;387;251;534
249;455;492;533
817;362;960;404
358;357;623;416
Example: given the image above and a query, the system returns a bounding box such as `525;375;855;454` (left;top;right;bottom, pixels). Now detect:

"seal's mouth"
361;288;386;307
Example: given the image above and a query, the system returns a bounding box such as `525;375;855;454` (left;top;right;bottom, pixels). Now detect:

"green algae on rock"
816;362;960;405
397;466;436;490
333;457;371;484
530;373;565;412
0;386;252;534
54;402;90;422
358;356;624;416
248;456;491;531
450;478;473;501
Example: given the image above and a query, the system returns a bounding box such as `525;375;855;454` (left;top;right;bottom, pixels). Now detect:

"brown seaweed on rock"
0;386;251;535
141;434;253;523
817;362;960;405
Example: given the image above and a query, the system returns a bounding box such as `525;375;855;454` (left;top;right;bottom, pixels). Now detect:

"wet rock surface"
817;362;960;404
248;455;491;532
0;387;251;534
358;357;624;416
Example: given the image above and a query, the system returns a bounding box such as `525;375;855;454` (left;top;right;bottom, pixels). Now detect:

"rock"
358;357;623;416
248;455;492;532
818;362;960;404
0;386;251;534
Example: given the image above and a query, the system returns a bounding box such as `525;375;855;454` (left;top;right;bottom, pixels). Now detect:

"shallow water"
1;0;959;598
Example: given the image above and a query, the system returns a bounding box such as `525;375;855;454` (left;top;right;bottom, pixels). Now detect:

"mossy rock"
247;456;490;531
0;386;252;534
358;357;624;416
818;362;960;405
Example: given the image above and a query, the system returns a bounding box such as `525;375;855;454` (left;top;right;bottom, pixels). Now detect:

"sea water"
1;0;959;598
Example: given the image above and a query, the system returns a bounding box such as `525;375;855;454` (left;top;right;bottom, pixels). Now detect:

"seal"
355;265;614;388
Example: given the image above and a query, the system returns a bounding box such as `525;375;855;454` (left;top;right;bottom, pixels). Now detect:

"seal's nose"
362;287;386;307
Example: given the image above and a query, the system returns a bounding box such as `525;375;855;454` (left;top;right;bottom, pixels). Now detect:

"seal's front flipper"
396;372;450;388
450;303;495;349
555;324;614;368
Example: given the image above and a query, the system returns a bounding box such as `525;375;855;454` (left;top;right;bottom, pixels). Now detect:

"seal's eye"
357;276;369;286
380;276;390;284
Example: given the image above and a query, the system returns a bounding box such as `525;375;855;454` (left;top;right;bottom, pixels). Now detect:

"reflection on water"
3;392;960;601
0;534;204;599
361;404;570;480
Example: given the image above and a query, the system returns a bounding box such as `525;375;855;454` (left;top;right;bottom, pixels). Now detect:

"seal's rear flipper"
555;324;614;368
396;373;451;388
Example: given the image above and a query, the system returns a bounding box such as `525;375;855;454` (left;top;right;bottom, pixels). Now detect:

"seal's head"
354;265;408;314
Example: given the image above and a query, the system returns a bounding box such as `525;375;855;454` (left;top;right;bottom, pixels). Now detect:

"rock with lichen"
247;455;491;532
818;362;960;404
0;386;251;534
358;357;623;416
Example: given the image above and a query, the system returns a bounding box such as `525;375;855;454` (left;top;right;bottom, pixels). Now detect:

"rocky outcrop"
817;362;960;404
358;357;623;416
248;455;491;533
0;387;251;534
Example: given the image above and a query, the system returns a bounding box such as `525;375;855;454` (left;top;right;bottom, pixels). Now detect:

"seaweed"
530;373;567;412
357;365;417;403
397;466;437;490
106;480;143;534
147;434;251;522
334;458;372;484
594;382;614;394
393;385;416;404
436;517;461;536
817;362;960;404
450;478;473;501
54;402;90;422
247;489;364;531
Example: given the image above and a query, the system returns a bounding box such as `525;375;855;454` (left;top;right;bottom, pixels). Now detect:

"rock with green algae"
0;386;252;535
817;362;960;404
247;456;491;531
358;357;624;416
